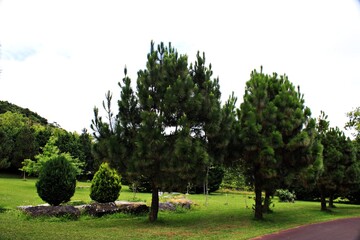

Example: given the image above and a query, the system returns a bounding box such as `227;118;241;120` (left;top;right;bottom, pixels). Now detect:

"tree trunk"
205;167;209;206
254;181;263;220
149;184;159;222
320;186;327;211
329;194;335;208
263;190;272;213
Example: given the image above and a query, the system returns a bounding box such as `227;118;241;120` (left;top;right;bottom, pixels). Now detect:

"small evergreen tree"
90;162;122;203
36;155;77;206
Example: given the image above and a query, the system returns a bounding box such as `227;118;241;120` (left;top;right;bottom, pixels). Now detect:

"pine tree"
238;67;321;219
134;42;210;222
316;114;359;211
92;42;226;222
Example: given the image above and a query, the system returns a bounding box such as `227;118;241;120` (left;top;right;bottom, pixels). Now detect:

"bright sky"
1;0;360;135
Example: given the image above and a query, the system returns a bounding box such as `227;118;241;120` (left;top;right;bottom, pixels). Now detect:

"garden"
1;173;360;240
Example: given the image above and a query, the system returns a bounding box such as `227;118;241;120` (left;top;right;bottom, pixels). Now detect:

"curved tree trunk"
254;181;263;220
149;184;159;222
263;190;272;213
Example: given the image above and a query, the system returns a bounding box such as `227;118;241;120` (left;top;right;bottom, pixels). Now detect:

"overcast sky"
1;0;360;135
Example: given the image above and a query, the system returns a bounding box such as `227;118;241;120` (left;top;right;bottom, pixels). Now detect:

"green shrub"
90;163;121;203
36;155;77;206
275;189;296;202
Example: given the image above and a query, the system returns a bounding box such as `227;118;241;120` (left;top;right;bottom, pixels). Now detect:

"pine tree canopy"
238;67;322;219
91;41;231;222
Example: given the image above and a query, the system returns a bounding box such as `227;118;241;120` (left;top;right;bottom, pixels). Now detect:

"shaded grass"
1;174;360;239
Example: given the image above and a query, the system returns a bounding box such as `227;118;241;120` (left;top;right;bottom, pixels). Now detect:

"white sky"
1;0;360;135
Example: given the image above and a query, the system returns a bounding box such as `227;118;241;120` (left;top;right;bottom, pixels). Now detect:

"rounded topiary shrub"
36;155;77;206
90;162;122;203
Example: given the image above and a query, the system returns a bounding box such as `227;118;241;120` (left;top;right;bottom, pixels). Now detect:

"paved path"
253;217;360;240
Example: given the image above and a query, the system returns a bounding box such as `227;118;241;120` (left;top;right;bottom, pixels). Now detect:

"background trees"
316;112;359;210
21;135;84;177
0;112;38;170
0;101;96;177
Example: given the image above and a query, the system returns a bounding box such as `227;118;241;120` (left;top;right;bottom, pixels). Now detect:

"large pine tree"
238;67;322;219
92;42;226;222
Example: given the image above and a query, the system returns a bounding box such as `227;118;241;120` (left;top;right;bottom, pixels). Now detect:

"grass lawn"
1;174;360;240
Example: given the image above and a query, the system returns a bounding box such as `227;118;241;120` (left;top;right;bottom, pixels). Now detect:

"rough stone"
18;201;149;218
159;199;194;211
85;202;149;217
118;203;149;215
159;202;176;211
84;202;119;217
19;205;80;219
169;199;193;209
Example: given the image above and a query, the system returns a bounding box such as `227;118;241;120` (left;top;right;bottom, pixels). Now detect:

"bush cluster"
90;163;122;203
275;189;296;202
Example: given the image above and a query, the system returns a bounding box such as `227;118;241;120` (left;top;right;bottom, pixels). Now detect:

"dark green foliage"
92;42;228;222
36;155;77;206
90;163;122;203
192;166;225;193
91;91;123;172
12;125;37;170
347;189;360;204
237;67;321;219
221;166;249;191
346;139;360;204
275;189;296;202
79;129;96;178
52;128;95;178
289;182;319;201
0;100;48;125
316;114;359;210
0;112;38;171
129;167;224;194
128;176;152;193
0;101;94;177
54;129;85;164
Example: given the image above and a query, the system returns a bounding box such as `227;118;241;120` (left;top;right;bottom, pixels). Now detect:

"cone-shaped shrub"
36;155;77;206
90;162;122;203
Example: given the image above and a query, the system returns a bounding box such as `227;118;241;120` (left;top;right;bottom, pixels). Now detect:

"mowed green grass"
1;174;360;240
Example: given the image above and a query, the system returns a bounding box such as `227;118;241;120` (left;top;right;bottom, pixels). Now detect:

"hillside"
0;100;48;125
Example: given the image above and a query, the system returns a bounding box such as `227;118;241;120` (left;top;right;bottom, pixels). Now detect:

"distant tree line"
0;101;48;125
0;103;96;178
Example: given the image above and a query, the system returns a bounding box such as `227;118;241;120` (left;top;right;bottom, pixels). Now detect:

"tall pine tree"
238;67;322;219
92;42;226;222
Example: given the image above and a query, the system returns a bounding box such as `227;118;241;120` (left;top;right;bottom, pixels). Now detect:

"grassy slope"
1;174;360;240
